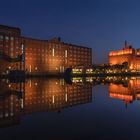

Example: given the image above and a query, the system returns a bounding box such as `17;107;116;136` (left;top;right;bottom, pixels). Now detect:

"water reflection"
109;78;140;105
0;78;92;127
1;76;140;128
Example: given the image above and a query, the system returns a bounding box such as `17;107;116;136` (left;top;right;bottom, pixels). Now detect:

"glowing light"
8;84;11;87
72;68;82;74
29;80;32;87
86;77;93;82
72;77;83;83
65;94;67;102
29;65;32;72
52;95;55;104
21;99;24;109
60;66;64;72
60;79;65;85
65;50;67;57
35;82;38;86
52;48;54;56
21;44;24;54
86;69;93;74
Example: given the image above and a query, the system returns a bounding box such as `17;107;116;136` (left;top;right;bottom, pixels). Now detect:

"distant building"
109;41;140;71
0;25;92;75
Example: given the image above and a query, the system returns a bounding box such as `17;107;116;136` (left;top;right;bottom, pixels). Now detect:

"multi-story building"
0;25;24;75
0;25;92;75
109;41;140;71
24;37;92;74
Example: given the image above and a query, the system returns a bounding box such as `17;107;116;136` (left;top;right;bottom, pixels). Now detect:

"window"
11;53;13;57
11;42;14;46
21;44;24;54
10;37;14;41
11;47;14;51
65;50;67;58
29;65;32;72
0;35;3;40
52;48;54;56
5;36;9;40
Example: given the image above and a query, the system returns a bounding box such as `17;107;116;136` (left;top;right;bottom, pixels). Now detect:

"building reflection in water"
0;78;92;128
1;77;140;128
0;79;24;127
24;78;92;113
109;77;140;105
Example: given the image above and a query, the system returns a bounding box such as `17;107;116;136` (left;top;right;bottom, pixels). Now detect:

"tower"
124;40;128;49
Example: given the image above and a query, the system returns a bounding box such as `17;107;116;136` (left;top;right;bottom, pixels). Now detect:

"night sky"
1;0;140;63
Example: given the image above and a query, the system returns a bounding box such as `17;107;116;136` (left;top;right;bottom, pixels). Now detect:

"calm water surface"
0;77;140;140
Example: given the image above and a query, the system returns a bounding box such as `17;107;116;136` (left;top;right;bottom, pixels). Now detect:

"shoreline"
1;72;140;79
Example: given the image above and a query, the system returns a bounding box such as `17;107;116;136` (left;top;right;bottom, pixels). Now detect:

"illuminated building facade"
0;25;24;75
0;25;92;75
109;41;140;71
24;37;92;74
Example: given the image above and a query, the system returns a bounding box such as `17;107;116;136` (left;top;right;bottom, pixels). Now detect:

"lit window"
21;44;24;54
11;53;13;57
0;35;3;40
52;95;55;103
11;42;14;46
10;37;14;41
65;93;67;102
52;48;54;56
65;50;67;57
29;65;32;72
5;36;9;40
11;47;13;51
60;66;64;72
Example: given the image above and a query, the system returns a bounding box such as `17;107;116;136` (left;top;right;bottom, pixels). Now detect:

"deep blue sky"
1;0;140;63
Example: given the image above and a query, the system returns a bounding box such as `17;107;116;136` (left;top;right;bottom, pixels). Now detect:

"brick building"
109;41;140;71
24;37;92;74
0;25;92;75
0;25;24;75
